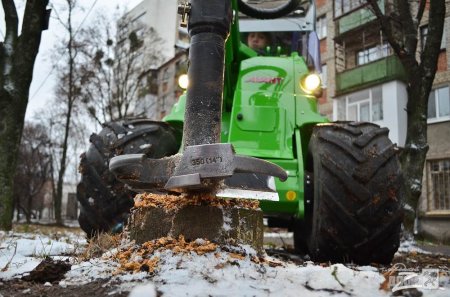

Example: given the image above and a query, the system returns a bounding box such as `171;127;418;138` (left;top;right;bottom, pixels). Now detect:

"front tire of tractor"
306;122;403;264
77;119;180;237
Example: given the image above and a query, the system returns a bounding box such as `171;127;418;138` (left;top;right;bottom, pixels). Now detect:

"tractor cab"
237;1;321;70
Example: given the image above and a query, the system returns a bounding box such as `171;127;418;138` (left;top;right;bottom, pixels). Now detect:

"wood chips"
114;235;218;274
134;192;259;211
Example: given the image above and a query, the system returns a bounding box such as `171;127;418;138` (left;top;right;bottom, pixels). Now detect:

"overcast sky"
0;0;144;121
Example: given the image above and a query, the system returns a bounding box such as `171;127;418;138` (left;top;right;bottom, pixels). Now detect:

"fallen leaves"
379;269;396;292
134;192;259;212
229;253;245;260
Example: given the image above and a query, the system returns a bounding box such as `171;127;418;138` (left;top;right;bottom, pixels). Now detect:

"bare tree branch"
0;0;18;86
367;0;404;58
1;0;18;41
416;0;426;25
419;0;446;80
397;1;418;55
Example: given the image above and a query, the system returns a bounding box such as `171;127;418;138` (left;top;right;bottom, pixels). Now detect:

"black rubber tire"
77;119;180;237
238;0;301;19
306;122;403;264
293;219;308;254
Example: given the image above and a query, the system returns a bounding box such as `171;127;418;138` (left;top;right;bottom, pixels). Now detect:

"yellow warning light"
286;190;297;201
178;74;189;89
300;73;321;94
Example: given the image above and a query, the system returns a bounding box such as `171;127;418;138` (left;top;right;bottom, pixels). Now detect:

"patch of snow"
194;239;206;246
397;239;431;255
354;266;379;272
403;204;415;212
118;134;125;139
222;213;232;232
139;144;151;150
0;233;83;280
138;249;387;297
410;179;422;192
264;232;293;239
128;282;156;297
64;258;120;285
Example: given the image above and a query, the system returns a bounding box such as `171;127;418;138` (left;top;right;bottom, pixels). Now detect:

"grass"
81;232;123;260
12;223;84;238
415;234;450;246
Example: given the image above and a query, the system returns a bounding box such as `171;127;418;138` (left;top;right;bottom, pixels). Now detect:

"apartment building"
117;0;188;120
315;0;450;242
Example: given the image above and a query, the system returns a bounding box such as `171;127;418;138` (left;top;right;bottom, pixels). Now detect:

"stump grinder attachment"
109;0;287;199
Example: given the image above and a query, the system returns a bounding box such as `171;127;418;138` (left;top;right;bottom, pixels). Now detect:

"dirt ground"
0;279;135;297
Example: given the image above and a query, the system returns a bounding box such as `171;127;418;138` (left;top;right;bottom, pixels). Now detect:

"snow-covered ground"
0;230;85;279
0;229;449;297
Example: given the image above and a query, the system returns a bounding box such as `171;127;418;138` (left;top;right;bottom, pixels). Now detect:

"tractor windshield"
241;30;301;56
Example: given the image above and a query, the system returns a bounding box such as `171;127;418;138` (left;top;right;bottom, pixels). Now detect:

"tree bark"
0;0;49;230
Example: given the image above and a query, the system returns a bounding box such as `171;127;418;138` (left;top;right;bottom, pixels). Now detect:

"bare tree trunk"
368;0;446;234
26;192;33;223
0;98;23;229
54;1;75;226
55;100;73;225
0;0;49;230
400;80;430;230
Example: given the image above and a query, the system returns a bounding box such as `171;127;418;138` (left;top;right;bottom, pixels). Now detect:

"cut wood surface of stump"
128;193;264;253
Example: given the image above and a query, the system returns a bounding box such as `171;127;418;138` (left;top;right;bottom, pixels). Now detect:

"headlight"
178;74;189;89
300;73;321;94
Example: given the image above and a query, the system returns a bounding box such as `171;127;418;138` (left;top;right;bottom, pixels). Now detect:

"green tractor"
77;0;403;264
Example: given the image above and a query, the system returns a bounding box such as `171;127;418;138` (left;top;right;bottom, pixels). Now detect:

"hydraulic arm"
109;0;291;195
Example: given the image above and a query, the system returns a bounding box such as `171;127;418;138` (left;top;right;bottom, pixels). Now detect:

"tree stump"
128;193;264;253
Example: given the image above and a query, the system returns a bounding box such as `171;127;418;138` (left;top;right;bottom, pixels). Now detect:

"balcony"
336;55;407;95
336;0;385;36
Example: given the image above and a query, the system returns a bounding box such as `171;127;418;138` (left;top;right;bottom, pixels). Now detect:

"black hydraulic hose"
237;0;302;19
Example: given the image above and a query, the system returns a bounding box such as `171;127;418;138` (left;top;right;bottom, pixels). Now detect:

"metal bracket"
177;2;191;28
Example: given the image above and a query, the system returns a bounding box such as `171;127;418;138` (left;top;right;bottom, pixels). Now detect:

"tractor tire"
77;119;180;237
306;122;403;264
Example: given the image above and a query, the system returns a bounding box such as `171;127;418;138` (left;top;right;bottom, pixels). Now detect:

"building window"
337;86;383;121
316;15;327;39
357;43;391;65
320;63;327;88
334;0;365;18
428;86;450;122
420;25;446;50
427;159;450;211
